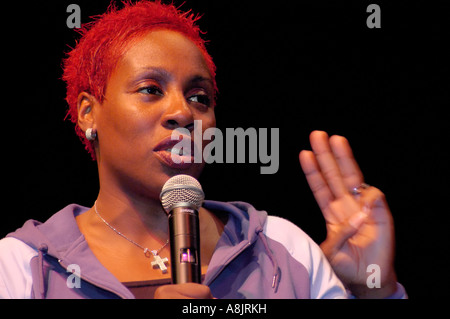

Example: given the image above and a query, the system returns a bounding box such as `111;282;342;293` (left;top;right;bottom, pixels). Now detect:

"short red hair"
62;0;217;159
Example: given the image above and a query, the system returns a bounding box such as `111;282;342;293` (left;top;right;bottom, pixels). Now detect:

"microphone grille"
160;174;205;214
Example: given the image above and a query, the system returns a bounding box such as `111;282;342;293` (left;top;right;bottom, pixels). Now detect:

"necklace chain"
94;201;169;258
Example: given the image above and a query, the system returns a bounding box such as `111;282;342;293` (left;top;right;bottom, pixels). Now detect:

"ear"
77;92;99;133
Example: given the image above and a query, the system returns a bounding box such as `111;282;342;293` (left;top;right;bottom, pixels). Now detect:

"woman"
0;0;405;299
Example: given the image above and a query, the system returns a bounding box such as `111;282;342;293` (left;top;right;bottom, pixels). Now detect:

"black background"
2;0;449;299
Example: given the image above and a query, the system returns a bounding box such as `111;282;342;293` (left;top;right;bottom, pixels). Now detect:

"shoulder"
0;237;37;267
263;216;320;272
0;237;36;298
264;215;348;299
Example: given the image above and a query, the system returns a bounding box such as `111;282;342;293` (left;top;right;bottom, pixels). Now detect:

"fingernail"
349;211;367;229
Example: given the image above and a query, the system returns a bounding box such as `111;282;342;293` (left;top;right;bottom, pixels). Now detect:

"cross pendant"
150;251;169;274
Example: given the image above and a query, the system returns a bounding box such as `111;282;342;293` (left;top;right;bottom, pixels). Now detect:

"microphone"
160;174;204;284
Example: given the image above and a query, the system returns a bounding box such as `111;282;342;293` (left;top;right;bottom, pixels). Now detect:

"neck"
94;186;169;244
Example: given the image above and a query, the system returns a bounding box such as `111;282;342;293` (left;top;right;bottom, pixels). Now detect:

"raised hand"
299;131;398;298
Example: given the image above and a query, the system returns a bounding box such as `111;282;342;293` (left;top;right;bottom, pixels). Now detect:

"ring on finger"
351;183;370;195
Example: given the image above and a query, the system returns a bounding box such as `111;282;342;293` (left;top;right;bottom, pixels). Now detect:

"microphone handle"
168;206;201;284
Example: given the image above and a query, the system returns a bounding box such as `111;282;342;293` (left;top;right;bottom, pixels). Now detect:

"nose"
161;93;195;132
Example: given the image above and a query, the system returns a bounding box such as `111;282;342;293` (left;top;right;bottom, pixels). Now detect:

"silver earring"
86;128;97;141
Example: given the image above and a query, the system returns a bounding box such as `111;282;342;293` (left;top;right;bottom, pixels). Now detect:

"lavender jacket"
0;200;406;299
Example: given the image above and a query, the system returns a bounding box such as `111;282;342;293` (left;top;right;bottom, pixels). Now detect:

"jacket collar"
7;204;134;298
7;200;276;297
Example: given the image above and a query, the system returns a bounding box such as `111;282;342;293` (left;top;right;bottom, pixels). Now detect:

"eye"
187;93;211;107
137;85;164;96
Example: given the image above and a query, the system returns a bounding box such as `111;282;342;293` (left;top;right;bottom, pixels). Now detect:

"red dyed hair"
63;0;217;159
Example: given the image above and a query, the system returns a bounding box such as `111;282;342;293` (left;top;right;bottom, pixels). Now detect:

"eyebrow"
131;67;213;88
131;67;173;85
189;75;214;89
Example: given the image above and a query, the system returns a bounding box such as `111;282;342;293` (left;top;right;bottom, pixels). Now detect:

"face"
91;30;216;200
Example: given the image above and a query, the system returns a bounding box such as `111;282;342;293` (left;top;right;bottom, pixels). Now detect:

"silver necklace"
94;201;169;274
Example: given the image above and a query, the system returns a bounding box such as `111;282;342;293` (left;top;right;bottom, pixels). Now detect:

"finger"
321;206;370;260
309;131;347;198
177;283;214;299
358;187;393;226
154;283;213;299
329;135;364;190
299;150;334;213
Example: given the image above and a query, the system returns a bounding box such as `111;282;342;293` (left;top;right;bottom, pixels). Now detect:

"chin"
159;162;205;181
124;160;206;202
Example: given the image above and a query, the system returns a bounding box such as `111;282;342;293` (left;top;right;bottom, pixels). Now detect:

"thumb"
320;210;368;260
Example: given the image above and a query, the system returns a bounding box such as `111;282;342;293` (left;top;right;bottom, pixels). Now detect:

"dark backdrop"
2;0;448;299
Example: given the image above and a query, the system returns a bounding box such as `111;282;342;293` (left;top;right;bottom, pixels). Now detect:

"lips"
153;136;198;170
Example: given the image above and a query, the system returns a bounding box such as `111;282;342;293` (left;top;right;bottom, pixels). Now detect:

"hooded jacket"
0;200;405;299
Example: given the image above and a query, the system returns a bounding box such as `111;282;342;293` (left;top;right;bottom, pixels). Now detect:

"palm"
299;131;396;296
323;193;393;284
